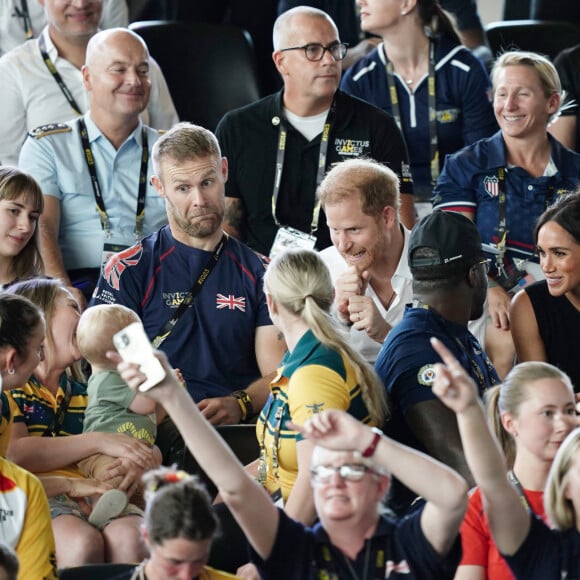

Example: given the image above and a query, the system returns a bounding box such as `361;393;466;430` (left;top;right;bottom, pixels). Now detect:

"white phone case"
113;322;166;392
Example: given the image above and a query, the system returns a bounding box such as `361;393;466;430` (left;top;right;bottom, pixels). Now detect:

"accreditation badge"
101;242;129;268
270;226;316;258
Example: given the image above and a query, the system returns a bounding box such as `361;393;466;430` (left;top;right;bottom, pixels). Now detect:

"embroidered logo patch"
216;294;246;312
305;402;325;416
483;175;499;198
436;108;459;123
334;138;370;157
417;364;436;387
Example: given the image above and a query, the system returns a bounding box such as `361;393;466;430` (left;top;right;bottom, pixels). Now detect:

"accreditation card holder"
113;322;166;392
270;226;316;258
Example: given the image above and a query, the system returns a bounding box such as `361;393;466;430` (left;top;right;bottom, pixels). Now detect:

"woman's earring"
7;368;15;375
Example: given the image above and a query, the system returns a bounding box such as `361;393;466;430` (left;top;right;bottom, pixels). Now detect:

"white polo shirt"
320;226;413;364
0;0;128;56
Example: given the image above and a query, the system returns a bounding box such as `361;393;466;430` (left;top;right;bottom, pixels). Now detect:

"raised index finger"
430;337;461;369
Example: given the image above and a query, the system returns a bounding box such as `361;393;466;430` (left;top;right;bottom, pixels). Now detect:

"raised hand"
107;349;182;404
334;266;368;322
287;409;370;453
430;337;480;414
347;294;391;342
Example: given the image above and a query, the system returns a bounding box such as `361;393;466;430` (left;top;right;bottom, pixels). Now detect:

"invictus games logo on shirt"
417;364;436;387
163;291;190;308
483;175;500;198
334;138;370;157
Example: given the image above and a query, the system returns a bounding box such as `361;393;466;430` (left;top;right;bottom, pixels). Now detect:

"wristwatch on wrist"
361;427;383;458
232;390;253;422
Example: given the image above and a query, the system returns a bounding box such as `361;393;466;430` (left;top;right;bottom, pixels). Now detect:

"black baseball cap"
408;210;483;270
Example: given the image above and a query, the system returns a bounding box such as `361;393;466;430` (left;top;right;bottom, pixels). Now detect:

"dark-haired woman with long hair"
341;0;497;208
511;192;580;391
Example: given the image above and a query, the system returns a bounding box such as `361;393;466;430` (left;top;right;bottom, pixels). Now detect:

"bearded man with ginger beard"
319;158;411;364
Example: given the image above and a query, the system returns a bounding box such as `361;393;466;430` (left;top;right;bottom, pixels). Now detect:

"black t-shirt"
216;89;413;255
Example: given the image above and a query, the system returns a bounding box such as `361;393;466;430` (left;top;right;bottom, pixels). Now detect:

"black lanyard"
272;101;336;234
78;117;148;239
38;32;83;116
315;541;385;580
152;234;228;348
384;40;439;187
14;0;34;40
495;166;555;266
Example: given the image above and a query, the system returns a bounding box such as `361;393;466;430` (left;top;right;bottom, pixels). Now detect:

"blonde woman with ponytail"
456;361;575;580
257;248;387;525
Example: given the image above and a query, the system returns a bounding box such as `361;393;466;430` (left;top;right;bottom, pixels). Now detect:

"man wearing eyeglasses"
215;6;415;257
375;210;499;516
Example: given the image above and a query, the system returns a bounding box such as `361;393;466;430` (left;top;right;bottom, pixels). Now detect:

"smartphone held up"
113;322;166;392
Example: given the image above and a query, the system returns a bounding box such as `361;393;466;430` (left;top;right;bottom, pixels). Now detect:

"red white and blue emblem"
483;175;499;198
104;245;143;291
216;294;246;312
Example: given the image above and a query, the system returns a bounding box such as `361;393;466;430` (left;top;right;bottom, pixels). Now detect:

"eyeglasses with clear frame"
310;463;372;484
279;41;349;62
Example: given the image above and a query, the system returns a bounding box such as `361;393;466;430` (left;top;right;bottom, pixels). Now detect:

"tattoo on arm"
224;198;247;240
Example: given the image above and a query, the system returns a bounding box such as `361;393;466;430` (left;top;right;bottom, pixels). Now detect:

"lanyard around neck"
495;166;556;265
152;234;228;348
257;395;285;484
384;40;439;187
316;541;385;580
272;101;336;234
77;117;148;239
15;0;34;40
38;32;83;116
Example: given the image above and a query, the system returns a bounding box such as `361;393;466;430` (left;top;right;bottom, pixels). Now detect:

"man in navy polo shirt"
375;210;499;515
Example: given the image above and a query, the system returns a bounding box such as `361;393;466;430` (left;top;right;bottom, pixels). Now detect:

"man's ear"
381;205;397;228
151;175;165;198
467;263;479;288
273;50;288;77
81;65;91;91
221;157;229;183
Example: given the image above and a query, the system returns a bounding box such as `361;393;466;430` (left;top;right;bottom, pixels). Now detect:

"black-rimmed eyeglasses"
311;463;372;484
279;42;349;62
